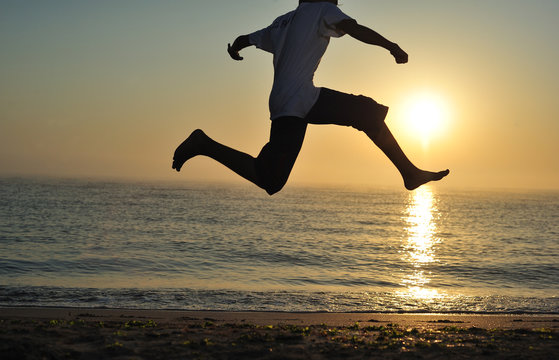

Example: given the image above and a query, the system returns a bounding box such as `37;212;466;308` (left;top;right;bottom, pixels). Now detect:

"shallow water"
0;178;558;312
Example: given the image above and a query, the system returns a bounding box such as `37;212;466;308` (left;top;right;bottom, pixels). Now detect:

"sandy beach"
1;307;558;359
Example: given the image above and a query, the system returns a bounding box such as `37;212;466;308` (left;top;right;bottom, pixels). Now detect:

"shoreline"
2;307;558;359
2;307;559;329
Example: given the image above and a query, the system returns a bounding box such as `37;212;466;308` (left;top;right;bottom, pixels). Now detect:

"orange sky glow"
1;0;558;191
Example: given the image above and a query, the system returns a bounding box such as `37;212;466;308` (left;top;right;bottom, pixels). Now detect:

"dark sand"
1;307;558;359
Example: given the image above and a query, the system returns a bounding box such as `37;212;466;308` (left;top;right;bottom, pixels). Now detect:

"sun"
402;92;449;146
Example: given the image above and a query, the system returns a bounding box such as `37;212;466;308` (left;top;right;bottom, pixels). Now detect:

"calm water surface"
0;178;557;312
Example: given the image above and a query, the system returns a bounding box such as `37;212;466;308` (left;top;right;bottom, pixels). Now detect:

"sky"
1;0;558;191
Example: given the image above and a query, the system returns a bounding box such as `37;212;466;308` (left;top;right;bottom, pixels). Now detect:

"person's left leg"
172;117;307;195
172;129;260;186
254;117;307;195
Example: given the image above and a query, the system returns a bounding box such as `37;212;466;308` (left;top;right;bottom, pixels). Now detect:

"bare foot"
404;169;450;190
172;129;207;172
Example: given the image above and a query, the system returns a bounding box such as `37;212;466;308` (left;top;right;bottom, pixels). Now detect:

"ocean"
0;177;558;313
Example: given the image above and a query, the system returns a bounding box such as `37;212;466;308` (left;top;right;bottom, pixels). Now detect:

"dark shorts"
305;88;389;132
255;88;388;195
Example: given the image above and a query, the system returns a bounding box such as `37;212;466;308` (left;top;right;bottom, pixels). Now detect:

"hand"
390;44;408;64
227;43;243;61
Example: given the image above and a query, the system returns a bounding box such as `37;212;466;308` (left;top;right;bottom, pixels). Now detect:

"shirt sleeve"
249;13;289;54
248;27;273;53
249;12;295;54
320;4;353;38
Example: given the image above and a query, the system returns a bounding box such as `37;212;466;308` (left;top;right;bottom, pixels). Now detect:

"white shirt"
249;2;352;120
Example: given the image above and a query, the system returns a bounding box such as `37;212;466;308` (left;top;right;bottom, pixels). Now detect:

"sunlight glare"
398;186;443;301
403;187;438;266
403;286;442;300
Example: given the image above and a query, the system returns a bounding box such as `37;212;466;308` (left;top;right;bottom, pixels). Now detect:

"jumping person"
172;0;449;195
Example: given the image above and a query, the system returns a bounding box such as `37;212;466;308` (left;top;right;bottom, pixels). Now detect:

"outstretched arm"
227;35;252;61
336;19;408;64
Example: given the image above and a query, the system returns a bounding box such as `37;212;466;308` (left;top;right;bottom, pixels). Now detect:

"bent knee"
255;151;296;196
254;162;288;195
265;187;281;196
262;179;287;196
352;98;389;134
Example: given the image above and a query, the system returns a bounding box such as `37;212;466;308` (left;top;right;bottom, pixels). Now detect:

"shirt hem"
269;88;323;121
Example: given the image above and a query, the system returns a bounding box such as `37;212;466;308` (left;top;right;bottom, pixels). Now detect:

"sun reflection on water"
398;186;443;301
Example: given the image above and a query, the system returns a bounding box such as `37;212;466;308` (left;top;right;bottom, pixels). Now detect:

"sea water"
0;177;558;313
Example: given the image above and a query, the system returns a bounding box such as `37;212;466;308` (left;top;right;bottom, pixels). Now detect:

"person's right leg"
365;122;449;190
172;117;307;195
305;88;449;190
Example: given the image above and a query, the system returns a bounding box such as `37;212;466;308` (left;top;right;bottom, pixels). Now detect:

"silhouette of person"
173;0;449;195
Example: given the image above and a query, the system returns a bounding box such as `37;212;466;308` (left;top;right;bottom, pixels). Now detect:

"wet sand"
1;307;558;359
